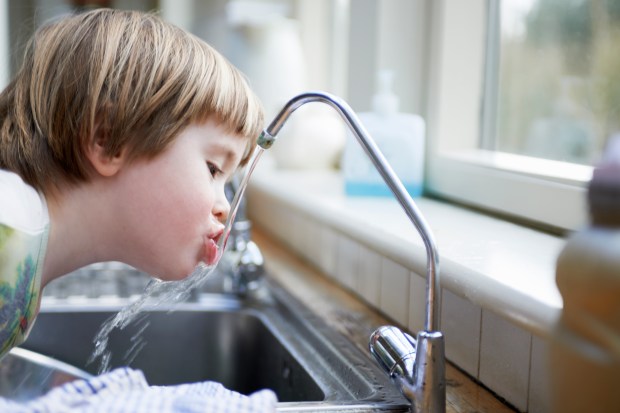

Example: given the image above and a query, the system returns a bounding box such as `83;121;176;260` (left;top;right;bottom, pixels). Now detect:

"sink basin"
21;302;321;402
0;347;92;401
9;278;408;411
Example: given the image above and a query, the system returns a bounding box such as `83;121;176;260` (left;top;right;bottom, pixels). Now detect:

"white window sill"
246;167;565;338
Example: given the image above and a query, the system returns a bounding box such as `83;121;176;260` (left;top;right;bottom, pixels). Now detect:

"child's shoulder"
0;170;48;234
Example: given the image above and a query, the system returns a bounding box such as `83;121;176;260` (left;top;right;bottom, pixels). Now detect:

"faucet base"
408;331;445;413
369;327;445;413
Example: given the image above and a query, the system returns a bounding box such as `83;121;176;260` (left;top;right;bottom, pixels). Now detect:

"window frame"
424;0;590;232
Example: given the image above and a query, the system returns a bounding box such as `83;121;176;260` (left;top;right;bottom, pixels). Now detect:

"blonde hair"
0;8;263;198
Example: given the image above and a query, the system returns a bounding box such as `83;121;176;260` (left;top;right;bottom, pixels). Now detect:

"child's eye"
207;162;222;178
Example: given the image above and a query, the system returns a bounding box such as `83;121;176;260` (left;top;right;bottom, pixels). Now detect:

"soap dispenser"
342;70;425;197
550;134;620;413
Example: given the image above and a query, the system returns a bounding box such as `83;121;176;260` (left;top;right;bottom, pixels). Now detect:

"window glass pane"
493;0;620;166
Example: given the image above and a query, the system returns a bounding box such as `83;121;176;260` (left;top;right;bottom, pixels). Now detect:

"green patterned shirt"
0;171;49;359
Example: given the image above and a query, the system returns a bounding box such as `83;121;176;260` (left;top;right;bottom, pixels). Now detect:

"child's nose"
213;191;231;224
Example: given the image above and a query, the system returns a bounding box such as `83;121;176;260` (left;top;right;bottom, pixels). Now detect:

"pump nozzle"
373;70;399;116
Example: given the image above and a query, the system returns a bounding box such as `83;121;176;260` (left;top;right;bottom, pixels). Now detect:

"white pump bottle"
342;70;426;197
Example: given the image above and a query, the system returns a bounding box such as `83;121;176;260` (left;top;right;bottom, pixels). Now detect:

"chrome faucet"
220;220;265;295
258;91;445;413
218;179;265;296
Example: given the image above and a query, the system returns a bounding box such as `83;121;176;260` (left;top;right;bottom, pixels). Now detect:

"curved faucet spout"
258;91;440;332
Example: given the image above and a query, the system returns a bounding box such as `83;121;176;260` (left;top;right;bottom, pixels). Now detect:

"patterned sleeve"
0;223;47;359
0;367;278;413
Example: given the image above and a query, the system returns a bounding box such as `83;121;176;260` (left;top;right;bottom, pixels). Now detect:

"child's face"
112;119;248;280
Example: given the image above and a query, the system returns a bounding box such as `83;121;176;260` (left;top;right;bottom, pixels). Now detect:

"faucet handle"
369;326;416;379
369;327;446;413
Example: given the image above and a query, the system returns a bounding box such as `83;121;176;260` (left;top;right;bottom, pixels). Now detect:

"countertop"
253;225;517;413
247;169;564;338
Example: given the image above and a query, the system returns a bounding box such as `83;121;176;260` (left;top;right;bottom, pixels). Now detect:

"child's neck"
42;180;120;287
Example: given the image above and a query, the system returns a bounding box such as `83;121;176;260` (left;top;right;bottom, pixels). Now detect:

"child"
0;7;264;363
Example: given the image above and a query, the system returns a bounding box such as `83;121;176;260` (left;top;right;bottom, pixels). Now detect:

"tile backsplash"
440;288;481;379
480;309;532;412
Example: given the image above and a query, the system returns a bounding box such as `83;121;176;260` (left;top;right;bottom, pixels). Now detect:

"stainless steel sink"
0;347;93;401
22;297;322;403
7;276;409;412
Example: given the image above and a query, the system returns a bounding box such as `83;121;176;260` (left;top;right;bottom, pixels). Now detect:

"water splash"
88;146;265;374
123;320;149;366
87;265;214;373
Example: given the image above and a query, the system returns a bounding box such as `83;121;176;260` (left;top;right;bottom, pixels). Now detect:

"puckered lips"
203;231;223;266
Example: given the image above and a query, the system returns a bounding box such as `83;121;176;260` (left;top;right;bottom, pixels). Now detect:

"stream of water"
87;146;266;374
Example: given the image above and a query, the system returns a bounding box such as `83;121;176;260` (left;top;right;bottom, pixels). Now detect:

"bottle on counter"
342;70;426;197
550;134;620;413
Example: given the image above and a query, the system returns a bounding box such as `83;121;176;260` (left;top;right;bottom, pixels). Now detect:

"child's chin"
155;265;195;282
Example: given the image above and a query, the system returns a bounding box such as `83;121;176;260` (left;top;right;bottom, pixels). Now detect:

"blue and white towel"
0;367;278;413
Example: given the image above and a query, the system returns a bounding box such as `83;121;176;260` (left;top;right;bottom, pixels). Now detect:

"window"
487;0;618;166
424;0;619;232
187;0;597;232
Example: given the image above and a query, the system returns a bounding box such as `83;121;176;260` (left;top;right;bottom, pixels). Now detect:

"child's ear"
85;139;127;177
